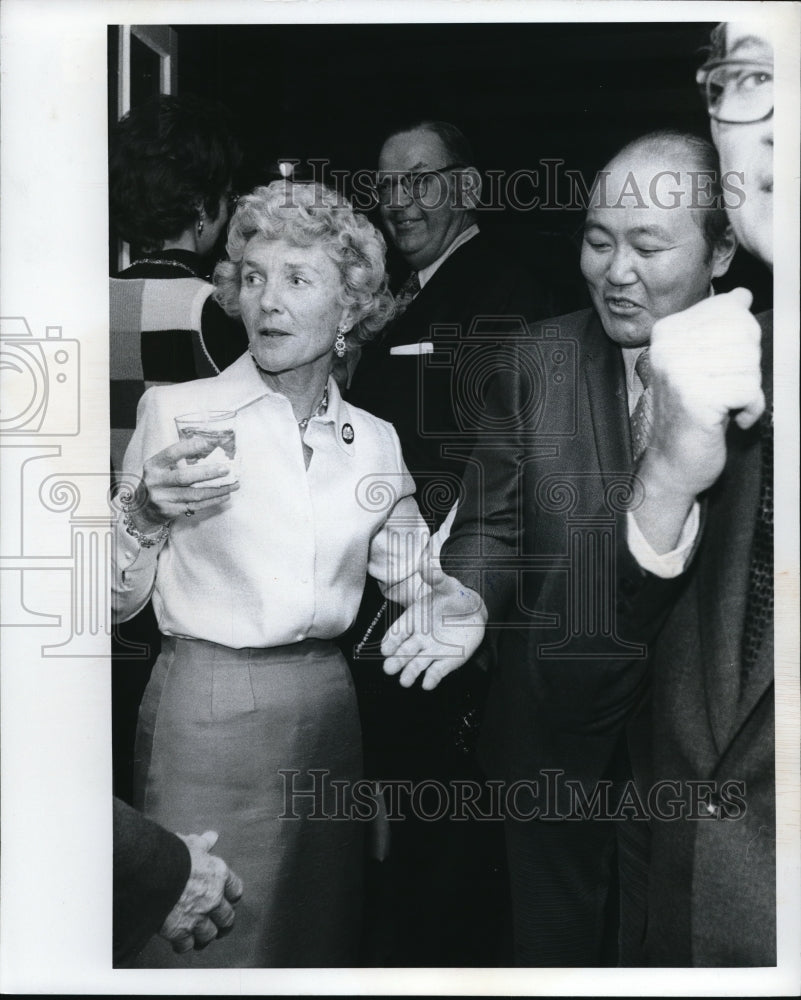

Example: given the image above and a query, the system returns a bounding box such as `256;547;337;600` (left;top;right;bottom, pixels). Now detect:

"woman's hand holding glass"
381;548;487;691
127;435;241;534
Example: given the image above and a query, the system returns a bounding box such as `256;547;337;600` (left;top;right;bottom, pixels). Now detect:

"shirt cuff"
114;515;164;575
627;502;700;579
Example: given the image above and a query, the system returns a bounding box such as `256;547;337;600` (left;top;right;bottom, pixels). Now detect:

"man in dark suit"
345;120;552;965
349;119;553;519
440;130;738;965
611;22;776;965
113;797;243;965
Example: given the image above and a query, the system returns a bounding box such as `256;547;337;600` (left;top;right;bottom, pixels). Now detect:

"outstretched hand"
381;546;487;691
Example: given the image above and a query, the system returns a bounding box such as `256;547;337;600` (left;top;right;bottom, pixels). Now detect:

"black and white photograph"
0;0;799;994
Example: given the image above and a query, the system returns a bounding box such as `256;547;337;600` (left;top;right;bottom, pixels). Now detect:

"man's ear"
457;166;483;210
711;223;738;278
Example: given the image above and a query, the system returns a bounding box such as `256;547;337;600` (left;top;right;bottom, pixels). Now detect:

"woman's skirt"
129;635;364;968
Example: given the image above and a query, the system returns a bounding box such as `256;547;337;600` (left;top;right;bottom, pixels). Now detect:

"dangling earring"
196;216;204;237
334;325;348;358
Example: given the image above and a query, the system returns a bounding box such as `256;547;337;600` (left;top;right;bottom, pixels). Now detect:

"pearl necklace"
298;386;329;430
129;258;201;278
247;352;329;430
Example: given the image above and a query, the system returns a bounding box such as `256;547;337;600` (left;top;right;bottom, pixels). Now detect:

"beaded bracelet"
120;497;171;548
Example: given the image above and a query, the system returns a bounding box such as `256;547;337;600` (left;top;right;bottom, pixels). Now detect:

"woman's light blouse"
113;352;430;649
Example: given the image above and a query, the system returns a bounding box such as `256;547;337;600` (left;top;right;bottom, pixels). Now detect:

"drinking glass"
174;410;239;487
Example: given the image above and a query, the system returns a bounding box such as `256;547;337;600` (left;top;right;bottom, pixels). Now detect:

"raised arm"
631;288;763;553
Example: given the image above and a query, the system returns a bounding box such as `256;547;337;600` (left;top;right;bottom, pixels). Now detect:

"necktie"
393;270;420;317
741;405;774;683
630;347;653;463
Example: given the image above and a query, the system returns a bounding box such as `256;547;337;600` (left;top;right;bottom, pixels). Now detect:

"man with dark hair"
345;120;552;965
440;130;738;966
612;21;776;966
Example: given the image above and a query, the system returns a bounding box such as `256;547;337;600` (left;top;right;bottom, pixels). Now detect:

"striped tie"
630;347;653;463
393;270;421;317
741;405;774;685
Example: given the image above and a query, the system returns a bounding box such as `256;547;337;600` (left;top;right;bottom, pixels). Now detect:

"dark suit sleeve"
441;341;689;740
538;514;691;737
113;797;190;965
440;361;524;622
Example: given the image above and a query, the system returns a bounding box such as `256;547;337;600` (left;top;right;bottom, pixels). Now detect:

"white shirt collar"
215;352;355;454
620;284;716;411
417;223;480;289
621;346;647;402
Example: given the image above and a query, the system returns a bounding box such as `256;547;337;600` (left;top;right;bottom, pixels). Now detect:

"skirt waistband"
160;634;338;665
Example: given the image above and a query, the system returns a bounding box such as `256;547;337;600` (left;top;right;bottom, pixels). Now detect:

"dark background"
111;21;772;308
174;21;717;205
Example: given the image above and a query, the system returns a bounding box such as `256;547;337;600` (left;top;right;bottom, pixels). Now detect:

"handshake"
159;830;244;954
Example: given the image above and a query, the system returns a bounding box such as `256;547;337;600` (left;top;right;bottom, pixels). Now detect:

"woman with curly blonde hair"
113;182;486;967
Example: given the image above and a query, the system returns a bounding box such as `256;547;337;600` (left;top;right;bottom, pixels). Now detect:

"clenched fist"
634;287;764;553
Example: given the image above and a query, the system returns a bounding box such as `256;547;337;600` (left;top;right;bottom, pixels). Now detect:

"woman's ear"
711;223;738;279
339;304;359;335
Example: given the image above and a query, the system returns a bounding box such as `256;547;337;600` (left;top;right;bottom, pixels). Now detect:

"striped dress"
110;252;247;475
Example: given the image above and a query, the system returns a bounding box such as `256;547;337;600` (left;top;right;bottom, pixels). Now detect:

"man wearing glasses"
616;21;776;965
349;120;550;513
345;121;550;965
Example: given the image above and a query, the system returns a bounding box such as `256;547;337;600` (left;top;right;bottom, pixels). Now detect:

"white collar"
620;284;716;397
621;346;648;397
218;353;356;455
417;224;480;289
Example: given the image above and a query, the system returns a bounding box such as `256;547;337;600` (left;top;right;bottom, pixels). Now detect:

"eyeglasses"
372;163;465;206
696;59;773;124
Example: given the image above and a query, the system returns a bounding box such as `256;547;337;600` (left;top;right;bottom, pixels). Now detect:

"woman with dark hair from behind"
110;94;248;475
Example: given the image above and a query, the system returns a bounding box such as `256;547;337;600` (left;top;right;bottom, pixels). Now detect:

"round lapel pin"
341;423;354;444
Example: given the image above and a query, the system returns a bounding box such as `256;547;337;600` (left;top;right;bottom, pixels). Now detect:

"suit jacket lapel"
581;312;631;483
382;236;484;349
731;315;775;733
697;421;762;751
700;313;773;752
